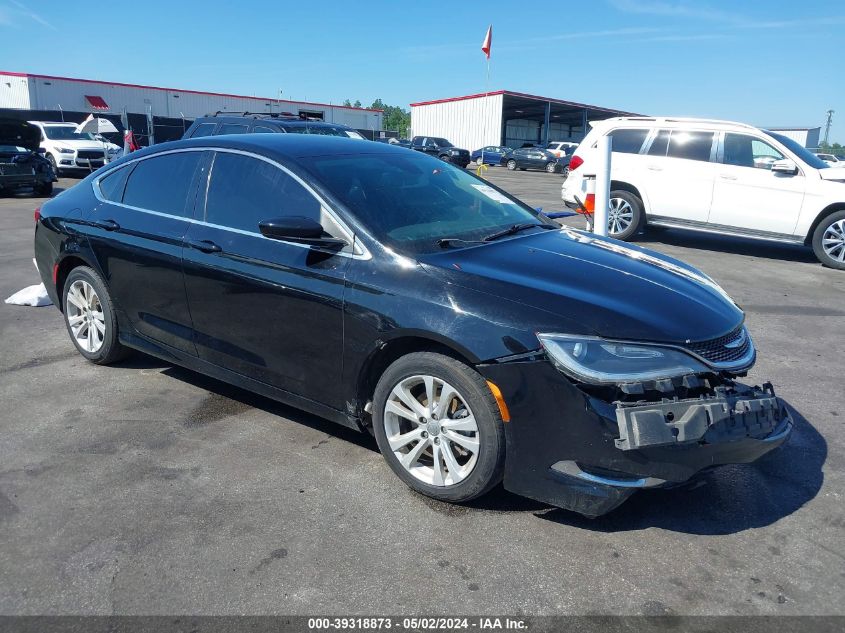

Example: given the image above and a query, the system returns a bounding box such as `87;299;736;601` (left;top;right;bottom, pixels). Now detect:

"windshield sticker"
471;184;515;204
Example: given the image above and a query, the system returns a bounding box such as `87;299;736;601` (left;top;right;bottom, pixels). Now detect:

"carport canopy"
500;91;639;147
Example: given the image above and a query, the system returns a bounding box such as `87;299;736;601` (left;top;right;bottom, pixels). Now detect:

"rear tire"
607;190;644;241
812;210;845;270
372;352;506;504
63;266;130;365
545;162;557;173
34;181;53;197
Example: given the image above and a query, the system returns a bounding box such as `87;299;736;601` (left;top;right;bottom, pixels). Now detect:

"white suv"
29;121;121;175
562;117;845;269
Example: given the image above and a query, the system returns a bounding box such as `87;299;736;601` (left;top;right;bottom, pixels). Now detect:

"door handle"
186;239;222;253
92;219;120;231
719;173;738;180
647;165;663;171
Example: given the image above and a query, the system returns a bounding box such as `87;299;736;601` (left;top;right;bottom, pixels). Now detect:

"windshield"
43;126;96;142
302;151;548;255
0;145;28;153
431;138;453;148
767;132;829;169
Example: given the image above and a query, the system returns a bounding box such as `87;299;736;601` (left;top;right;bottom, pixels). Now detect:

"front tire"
34;181;53;197
506;160;517;170
812;210;845;270
63;266;129;364
607;190;644;241
372;352;506;504
46;154;59;177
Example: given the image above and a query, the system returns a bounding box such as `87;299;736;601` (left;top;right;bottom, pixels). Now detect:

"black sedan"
0;119;56;196
34;134;791;517
501;147;567;173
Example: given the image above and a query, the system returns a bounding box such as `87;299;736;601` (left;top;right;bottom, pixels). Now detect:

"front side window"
647;130;670;156
189;122;216;138
123;152;202;216
252;125;276;134
301;151;546;256
608;128;649;154
723;133;784;169
767;131;829;169
666;130;715;162
205;152;324;233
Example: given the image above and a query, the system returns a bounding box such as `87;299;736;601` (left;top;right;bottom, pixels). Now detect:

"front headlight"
537;333;709;384
57;148;74;154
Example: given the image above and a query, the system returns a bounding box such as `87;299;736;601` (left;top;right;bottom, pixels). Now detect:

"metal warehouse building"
0;71;383;143
765;127;821;149
410;90;639;151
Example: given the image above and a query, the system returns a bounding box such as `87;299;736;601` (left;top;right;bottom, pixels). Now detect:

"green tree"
353;100;362;109
342;99;352;107
370;98;411;137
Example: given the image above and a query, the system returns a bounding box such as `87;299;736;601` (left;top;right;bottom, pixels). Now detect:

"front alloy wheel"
372;352;505;503
383;375;479;486
506;159;517;170
812;211;845;270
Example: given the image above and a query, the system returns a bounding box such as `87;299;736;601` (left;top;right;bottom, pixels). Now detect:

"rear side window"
97;164;131;202
188;122;216;138
123;152;202;216
667;131;715;162
253;125;276;133
217;123;248;135
647;130;670;156
205;152;322;232
608;129;649;154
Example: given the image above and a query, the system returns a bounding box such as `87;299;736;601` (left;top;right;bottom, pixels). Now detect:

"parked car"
183;113;364;140
29;121;121;175
546;141;579;159
471;146;509;165
502;147;567;173
562;116;845;269
0;119;56;196
34;134;791;518
410;136;471;168
815;153;845;167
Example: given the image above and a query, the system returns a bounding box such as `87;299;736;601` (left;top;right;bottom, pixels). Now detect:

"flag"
481;25;492;59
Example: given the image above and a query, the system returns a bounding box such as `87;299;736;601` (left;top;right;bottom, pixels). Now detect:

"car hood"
418;228;744;344
819;168;845;182
52;139;106;151
0;119;40;152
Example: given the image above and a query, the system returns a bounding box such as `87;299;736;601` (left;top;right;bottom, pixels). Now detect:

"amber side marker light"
486;380;511;423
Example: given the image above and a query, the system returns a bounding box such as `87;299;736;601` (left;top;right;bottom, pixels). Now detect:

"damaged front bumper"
479;359;792;518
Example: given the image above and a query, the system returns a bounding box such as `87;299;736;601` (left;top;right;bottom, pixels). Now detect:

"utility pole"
823;109;834;146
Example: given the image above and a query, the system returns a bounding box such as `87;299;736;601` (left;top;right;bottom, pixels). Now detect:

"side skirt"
647;216;805;244
118;331;362;431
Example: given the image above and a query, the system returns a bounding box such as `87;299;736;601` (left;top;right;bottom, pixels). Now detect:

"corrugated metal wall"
410;94;503;151
0;73;32;109
0;73;382;130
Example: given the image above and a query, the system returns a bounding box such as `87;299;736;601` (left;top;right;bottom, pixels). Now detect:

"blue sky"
1;0;842;139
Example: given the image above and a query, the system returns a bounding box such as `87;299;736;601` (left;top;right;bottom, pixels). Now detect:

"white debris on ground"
4;258;54;307
5;283;53;307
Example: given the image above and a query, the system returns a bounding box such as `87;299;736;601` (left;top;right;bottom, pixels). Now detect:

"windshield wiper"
482;222;557;242
437;237;485;249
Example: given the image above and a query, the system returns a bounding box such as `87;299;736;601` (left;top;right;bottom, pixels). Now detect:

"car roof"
28;121;75;126
127;133;400;162
195;115;352;129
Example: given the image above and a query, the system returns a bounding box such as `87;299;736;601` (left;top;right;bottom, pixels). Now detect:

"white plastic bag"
5;283;53;307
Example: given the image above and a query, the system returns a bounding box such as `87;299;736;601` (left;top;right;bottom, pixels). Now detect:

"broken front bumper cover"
479;360;793;518
614;382;789;451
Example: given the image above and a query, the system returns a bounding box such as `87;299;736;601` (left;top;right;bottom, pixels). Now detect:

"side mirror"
771;159;798;175
258;216;348;250
36;147;46;154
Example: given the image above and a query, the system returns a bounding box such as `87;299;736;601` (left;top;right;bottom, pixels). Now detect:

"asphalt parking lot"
1;171;843;616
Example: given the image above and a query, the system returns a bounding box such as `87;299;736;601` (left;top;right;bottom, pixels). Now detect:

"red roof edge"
0;71;384;113
410;91;506;107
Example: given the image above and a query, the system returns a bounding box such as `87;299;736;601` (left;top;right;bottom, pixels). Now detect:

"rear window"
608;129;649;154
123;152;201;216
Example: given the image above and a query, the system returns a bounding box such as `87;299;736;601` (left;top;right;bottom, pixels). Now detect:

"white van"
562;117;845;269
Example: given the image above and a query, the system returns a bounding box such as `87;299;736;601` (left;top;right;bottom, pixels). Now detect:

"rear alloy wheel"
812;210;845;270
607;190;644;241
372;352;505;503
545;161;558;173
63;266;129;364
506;159;517;170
